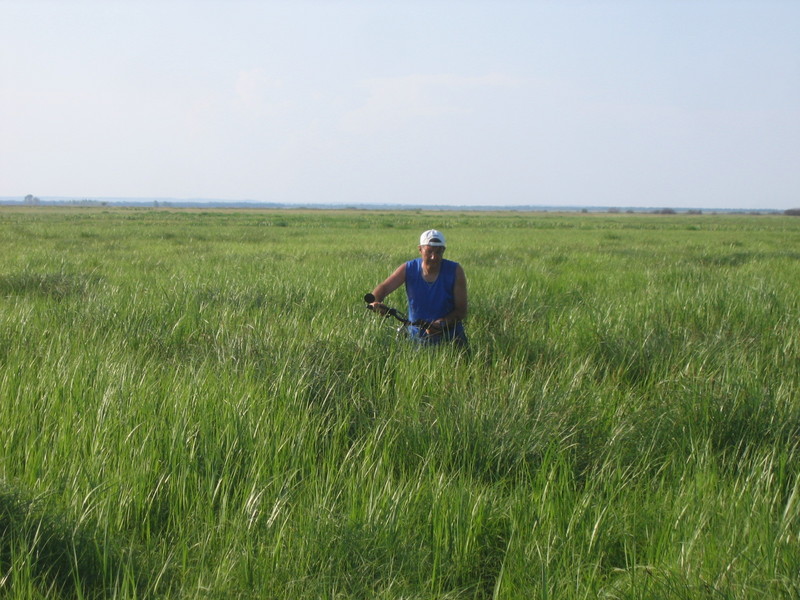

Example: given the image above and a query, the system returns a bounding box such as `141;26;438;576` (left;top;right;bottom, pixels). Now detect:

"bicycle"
363;293;439;339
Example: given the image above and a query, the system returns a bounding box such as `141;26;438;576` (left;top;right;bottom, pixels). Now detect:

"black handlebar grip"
364;293;376;304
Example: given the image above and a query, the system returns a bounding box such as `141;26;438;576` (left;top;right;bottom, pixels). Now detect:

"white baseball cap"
419;229;446;247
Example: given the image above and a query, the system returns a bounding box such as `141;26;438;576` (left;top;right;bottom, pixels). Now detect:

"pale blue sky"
2;0;798;209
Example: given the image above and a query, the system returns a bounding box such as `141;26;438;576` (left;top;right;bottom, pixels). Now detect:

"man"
369;229;468;346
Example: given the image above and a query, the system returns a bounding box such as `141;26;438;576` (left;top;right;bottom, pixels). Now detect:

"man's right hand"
369;302;389;316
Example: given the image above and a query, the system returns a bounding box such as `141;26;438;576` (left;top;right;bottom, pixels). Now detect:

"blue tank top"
405;257;458;322
404;258;466;344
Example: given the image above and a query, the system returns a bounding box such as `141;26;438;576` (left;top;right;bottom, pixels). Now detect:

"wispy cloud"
234;69;286;115
339;73;522;134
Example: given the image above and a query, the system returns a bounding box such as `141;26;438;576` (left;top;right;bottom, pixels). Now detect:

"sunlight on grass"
1;208;799;598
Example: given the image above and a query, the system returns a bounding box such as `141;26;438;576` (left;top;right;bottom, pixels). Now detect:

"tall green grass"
0;207;799;598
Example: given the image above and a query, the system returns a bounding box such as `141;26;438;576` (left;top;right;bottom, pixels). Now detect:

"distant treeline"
2;195;796;214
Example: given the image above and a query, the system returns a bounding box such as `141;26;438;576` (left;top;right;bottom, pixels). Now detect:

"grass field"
1;207;799;599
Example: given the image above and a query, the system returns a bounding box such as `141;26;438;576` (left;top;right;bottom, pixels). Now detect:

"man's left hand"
425;319;445;336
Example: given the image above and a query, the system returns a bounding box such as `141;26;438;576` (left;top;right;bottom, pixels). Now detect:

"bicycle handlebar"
363;293;434;330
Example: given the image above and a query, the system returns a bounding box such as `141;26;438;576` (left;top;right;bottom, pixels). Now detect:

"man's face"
419;244;445;265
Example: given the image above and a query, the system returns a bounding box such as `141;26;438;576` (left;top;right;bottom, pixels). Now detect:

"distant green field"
1;207;799;599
